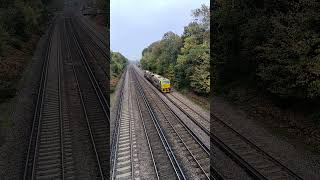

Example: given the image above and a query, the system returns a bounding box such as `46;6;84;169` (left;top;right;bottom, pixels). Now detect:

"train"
144;70;171;93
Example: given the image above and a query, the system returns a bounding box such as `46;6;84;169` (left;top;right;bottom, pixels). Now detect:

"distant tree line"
213;0;320;102
140;4;210;95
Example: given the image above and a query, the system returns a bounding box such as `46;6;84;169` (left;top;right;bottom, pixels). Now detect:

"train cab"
144;70;171;93
160;79;170;93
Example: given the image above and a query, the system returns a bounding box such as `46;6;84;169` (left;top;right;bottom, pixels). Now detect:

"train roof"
154;74;170;81
145;70;170;81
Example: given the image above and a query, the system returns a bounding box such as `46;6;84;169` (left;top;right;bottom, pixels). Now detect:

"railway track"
74;17;109;60
167;79;302;179
71;17;110;84
165;93;210;134
78;16;109;48
110;69;126;178
164;63;303;179
131;67;187;179
132;66;210;179
64;17;109;179
23;18;75;180
211;113;303;180
111;71;143;179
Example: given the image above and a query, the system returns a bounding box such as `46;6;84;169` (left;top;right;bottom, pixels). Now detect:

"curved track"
132;66;210;179
132;67;187;179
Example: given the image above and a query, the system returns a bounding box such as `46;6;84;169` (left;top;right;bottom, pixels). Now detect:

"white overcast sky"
110;0;210;61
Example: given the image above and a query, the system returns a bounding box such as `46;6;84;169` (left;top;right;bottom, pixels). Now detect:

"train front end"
160;79;171;93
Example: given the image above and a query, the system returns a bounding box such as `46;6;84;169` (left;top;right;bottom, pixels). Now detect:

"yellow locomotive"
144;70;171;93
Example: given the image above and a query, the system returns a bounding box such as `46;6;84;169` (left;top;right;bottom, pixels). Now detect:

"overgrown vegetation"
94;0;109;27
110;51;128;92
0;0;50;101
212;0;320;129
140;4;210;95
213;0;320;101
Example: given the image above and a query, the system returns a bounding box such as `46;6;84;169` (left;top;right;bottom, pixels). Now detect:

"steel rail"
134;66;228;180
128;80;134;178
69;19;110;115
65;18;105;179
131;67;187;180
136;66;299;180
166;93;210;135
133;67;210;179
111;70;126;179
57;24;65;179
68;16;111;178
138;69;266;179
71;18;109;78
211;114;303;180
23;19;56;180
77;16;109;51
73;17;109;62
112;72;136;179
168;93;209;123
152;97;210;179
134;76;160;180
161;85;267;179
137;68;265;179
79;16;109;41
134;67;210;154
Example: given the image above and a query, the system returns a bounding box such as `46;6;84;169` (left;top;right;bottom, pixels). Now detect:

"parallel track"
112;71;143;179
168;93;209;122
65;17;109;179
23;18;55;180
132;67;210;179
165;93;210;134
110;69;126;179
71;17;110;86
211;113;303;180
74;17;109;61
23;18;75;180
138;66;302;179
131;67;186;180
164;66;302;179
78;16;109;50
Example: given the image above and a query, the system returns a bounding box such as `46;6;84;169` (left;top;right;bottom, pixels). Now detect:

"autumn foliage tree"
111;51;128;78
0;0;49;100
213;0;320;101
141;4;210;95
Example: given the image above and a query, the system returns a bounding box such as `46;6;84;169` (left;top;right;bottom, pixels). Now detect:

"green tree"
140;32;182;78
140;4;210;95
176;4;210;94
213;0;320;101
111;51;128;78
257;1;320;99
